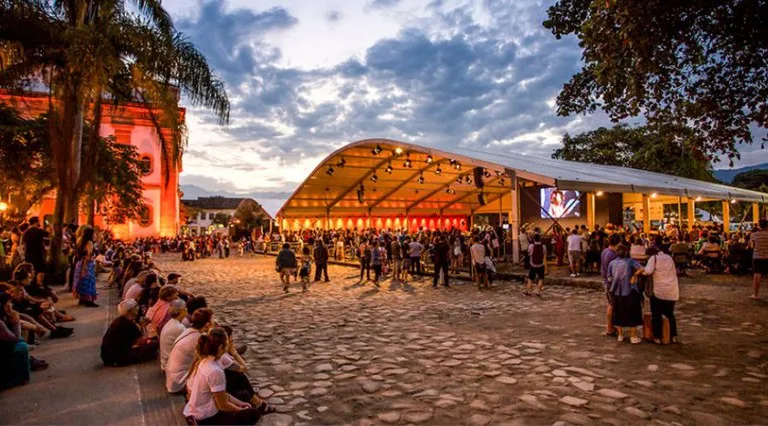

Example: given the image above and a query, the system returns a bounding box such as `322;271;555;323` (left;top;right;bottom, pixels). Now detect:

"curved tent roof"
278;139;766;218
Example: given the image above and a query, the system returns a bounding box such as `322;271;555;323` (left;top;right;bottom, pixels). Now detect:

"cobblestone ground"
155;254;768;426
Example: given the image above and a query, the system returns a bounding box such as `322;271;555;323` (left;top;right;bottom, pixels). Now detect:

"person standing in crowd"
401;238;412;285
750;219;768;300
313;240;330;283
408;238;424;276
607;246;644;344
275;243;297;293
601;234;621;336
22;217;48;287
101;299;159;366
370;241;386;287
470;236;488;290
553;226;565;266
567;228;583;277
432;235;451;288
524;233;547;296
73;226;98;307
642;247;680;344
298;246;313;292
390;237;402;282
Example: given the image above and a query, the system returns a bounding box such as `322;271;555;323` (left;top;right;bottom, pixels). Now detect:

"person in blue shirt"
607;245;645;344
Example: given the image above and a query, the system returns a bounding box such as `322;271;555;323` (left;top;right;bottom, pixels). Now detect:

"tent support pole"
753;203;760;223
508;173;520;265
677;197;682;226
642;194;651;233
687;198;696;229
722;200;731;233
586;192;596;230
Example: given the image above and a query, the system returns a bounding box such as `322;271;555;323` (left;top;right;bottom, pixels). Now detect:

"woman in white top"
183;327;261;425
166;308;213;393
642;247;680;344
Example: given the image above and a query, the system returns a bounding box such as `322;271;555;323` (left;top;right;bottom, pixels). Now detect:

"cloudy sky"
163;0;766;213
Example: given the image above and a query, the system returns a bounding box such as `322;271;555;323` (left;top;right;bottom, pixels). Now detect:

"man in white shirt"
470;236;488;289
566;229;583;277
159;299;187;371
642;246;680;344
408;240;424;275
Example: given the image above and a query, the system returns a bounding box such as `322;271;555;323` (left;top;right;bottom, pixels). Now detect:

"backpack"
531;242;544;265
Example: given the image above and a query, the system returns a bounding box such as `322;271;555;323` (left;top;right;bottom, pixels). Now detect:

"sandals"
256;401;277;414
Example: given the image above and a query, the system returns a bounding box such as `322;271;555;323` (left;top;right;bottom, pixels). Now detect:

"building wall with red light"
0;92;184;239
281;215;468;233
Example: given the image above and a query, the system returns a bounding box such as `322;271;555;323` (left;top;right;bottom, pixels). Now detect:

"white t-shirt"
124;283;142;301
470;243;486;264
567;234;582;252
122;278;137;299
183;357;227;420
165;328;201;392
159;318;186;371
644;253;679;301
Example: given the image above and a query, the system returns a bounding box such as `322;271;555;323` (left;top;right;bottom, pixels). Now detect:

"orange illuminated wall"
0;91;185;239
281;215;468;232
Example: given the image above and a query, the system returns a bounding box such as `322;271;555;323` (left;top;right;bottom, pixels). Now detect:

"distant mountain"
179;184;291;218
714;163;768;184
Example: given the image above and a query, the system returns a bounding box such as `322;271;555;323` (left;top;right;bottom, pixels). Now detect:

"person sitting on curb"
166;308;214;394
100;299;159;366
160;299;187;371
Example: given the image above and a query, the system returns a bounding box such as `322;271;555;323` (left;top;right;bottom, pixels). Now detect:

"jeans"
372;264;382;282
433;261;449;286
410;256;421;275
360;259;370;281
650;296;678;338
0;341;29;390
314;263;329;281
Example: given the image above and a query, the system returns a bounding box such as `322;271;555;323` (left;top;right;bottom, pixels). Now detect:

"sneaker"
569;274;576;278
617;334;625;343
749;294;760;300
671;336;681;344
630;336;642;344
50;327;73;339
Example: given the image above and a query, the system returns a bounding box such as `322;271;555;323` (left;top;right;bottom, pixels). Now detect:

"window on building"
208;212;214;220
139;206;152;227
139;156;152;176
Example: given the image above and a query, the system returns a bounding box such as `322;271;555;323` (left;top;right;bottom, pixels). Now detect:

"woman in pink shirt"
145;285;179;337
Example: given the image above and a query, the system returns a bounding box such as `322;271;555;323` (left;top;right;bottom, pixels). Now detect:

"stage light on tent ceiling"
326;166;335;176
446;188;455;195
456;176;462;184
435;165;442;175
394;147;403;155
596;191;604;196
385;163;393;174
650;192;658;198
483;169;491;178
454;162;462;171
370;172;379;183
417;172;425;184
695;196;702;202
336;157;346;168
371;144;382;155
403;154;413;168
730;199;737;204
465;176;472;185
426;154;433;164
498;178;505;186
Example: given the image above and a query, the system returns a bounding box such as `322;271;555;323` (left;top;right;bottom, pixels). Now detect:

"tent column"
586;192;596;230
677;197;682;226
687;198;695;228
470;212;474;230
509;175;520;265
722;201;730;233
642;194;651;233
753;203;760;223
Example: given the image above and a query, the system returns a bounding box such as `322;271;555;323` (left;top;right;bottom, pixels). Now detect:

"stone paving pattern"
156;254;768;426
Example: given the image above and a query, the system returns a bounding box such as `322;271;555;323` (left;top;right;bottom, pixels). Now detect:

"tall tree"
0;0;229;270
552;124;716;181
544;0;768;164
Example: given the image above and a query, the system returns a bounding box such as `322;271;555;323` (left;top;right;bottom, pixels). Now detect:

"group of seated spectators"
101;246;276;425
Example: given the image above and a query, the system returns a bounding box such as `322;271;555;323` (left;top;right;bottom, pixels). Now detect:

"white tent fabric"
278;139;766;219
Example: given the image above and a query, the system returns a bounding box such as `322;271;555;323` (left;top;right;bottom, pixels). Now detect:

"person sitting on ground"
216;326;275;415
8;272;73;339
698;235;724;272
145;285;179;338
17;265;75;322
166;308;214;393
607;245;645;344
160;299;187;371
275;243;297;293
0;292;43;390
183;327;264;425
100;299;159;366
123;270;150;301
183;296;208;327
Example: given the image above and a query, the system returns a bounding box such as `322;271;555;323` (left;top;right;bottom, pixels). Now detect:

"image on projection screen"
540;188;581;219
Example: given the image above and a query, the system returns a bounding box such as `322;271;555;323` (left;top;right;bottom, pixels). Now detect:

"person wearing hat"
100;299;158;366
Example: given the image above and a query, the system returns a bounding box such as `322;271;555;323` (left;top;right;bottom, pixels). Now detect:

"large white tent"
278;139;766;260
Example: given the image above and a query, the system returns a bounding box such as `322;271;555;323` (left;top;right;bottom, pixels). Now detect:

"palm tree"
0;0;229;270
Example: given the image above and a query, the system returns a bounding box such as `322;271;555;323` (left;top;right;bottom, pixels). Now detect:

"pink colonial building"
0;91;185;239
